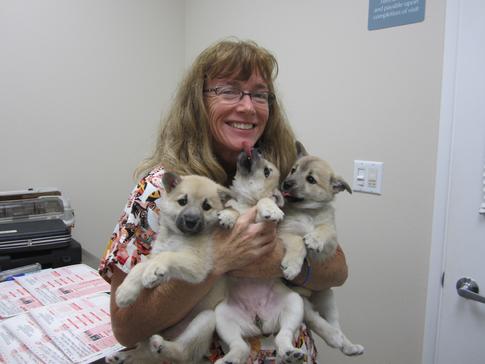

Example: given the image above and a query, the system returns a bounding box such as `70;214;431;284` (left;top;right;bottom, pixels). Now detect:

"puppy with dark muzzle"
109;172;232;364
279;141;364;356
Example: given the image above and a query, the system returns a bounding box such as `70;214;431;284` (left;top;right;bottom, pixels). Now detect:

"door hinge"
441;272;445;287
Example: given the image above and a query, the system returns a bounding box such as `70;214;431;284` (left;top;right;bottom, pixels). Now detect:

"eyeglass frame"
203;86;275;106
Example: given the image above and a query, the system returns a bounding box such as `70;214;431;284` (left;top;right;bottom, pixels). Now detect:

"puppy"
108;172;231;364
279;142;364;356
215;149;306;364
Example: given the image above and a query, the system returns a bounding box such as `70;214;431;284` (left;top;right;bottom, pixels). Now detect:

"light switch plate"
353;160;383;194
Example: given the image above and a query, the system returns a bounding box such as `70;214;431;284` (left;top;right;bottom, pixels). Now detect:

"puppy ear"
217;187;236;205
162;172;182;194
295;141;309;159
273;189;285;208
331;176;352;194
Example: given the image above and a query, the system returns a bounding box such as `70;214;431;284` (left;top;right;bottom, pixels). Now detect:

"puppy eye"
202;200;212;211
306;175;317;184
264;167;271;178
177;196;188;206
290;167;296;175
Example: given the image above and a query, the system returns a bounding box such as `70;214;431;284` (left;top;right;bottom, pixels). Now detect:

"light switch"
353;160;384;194
357;168;365;186
367;168;378;187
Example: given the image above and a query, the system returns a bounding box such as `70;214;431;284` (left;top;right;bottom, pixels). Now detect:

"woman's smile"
228;122;255;130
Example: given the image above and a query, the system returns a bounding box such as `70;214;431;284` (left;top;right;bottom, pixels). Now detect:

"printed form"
0;264;123;363
13;264;110;305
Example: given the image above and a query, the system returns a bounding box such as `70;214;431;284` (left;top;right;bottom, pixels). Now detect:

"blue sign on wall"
368;0;425;30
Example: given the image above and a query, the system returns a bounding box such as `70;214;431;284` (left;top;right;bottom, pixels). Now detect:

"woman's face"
205;72;270;164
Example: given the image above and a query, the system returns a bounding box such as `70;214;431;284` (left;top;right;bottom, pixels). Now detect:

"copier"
0;188;81;270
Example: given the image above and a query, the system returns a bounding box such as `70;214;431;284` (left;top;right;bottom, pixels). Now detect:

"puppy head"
232;148;281;202
161;172;233;235
282;143;351;208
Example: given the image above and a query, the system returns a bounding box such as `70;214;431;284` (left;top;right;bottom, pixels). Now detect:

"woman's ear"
162;172;182;194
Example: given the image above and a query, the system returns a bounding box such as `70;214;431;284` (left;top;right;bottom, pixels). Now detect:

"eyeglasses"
203;86;275;106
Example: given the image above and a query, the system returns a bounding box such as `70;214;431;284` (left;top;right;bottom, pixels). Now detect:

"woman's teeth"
230;122;254;130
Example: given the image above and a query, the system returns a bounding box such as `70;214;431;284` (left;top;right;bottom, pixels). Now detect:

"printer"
0;188;81;270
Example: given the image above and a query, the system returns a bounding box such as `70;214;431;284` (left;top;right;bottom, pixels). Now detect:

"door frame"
422;0;461;363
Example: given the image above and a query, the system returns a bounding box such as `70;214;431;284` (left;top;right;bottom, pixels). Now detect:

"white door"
427;1;485;363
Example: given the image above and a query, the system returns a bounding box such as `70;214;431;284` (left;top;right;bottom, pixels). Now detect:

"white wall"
185;1;445;364
1;1;446;363
0;0;185;261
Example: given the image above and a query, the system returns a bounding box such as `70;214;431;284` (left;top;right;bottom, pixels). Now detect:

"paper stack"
0;264;122;364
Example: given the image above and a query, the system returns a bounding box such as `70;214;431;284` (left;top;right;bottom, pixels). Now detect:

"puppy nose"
282;180;294;191
237;150;253;175
177;213;203;234
184;215;199;228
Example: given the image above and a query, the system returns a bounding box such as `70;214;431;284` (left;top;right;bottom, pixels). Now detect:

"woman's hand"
212;206;279;277
227;236;286;279
212;206;349;289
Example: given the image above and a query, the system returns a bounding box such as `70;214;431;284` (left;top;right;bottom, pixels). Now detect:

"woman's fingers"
231;206;258;233
212;207;280;274
249;221;277;241
229;238;284;279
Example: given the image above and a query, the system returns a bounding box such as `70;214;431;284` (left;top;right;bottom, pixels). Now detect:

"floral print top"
99;165;318;363
99;165;165;280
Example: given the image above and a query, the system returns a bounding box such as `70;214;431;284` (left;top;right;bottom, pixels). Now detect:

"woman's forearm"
227;238;348;292
109;265;221;347
292;245;348;291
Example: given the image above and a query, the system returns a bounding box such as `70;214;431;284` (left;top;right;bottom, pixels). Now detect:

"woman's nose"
236;94;256;113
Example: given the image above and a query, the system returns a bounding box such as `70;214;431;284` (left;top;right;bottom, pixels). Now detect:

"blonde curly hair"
135;38;297;185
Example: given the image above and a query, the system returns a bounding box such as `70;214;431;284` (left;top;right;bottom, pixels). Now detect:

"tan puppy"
279;142;364;356
215;149;306;364
108;172;232;364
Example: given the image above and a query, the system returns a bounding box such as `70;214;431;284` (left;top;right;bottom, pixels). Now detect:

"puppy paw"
280;258;303;281
142;263;168;288
218;210;237;229
280;348;305;364
341;343;364;356
149;335;165;355
303;233;325;254
259;205;284;222
115;285;138;308
105;350;131;364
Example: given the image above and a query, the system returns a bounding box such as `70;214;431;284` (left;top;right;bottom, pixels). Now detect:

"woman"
99;38;348;363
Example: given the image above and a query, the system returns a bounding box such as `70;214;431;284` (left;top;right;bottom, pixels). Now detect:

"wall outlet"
353;160;383;194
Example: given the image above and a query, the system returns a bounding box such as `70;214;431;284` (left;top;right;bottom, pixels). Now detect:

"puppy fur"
279;142;364;356
107;172;231;364
215;149;306;364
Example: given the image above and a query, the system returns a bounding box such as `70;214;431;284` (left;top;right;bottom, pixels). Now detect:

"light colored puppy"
279;142;364;356
216;149;305;364
108;172;231;364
